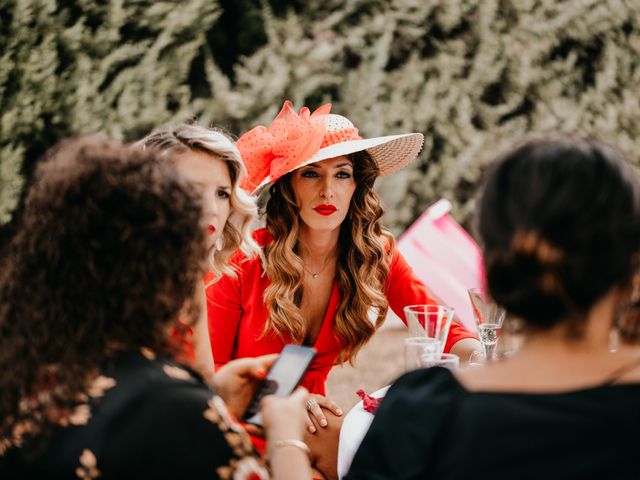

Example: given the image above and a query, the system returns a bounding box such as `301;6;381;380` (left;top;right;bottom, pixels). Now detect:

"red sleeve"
206;260;244;371
384;247;476;353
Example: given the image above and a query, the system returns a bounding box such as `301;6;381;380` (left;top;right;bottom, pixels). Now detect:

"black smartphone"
242;344;317;426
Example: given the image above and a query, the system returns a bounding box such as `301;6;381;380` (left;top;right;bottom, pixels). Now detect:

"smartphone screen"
242;344;317;426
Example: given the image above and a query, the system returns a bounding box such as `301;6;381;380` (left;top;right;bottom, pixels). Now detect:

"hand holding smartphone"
242;344;316;426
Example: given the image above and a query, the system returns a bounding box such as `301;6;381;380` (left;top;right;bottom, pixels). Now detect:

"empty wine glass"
404;337;440;371
403;304;454;352
468;288;506;362
420;352;460;370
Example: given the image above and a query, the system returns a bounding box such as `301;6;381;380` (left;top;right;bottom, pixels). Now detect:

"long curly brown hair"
263;151;393;363
0;137;208;452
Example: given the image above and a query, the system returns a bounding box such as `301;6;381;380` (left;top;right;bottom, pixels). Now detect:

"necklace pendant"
312;273;319;279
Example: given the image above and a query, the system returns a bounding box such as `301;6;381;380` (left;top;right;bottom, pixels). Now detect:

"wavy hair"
137;124;259;279
263;151;392;362
0;136;208;453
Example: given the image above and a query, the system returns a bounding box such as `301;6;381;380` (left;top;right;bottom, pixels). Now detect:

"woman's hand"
262;388;315;480
304;393;343;434
261;387;309;442
212;354;277;420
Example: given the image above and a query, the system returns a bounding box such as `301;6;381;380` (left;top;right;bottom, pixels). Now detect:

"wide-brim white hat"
237;101;424;196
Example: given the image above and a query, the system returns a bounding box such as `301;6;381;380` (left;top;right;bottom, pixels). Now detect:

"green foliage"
2;0;640;235
0;0;220;223
216;0;640;232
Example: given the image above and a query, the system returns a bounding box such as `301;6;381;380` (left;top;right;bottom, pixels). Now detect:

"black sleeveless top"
346;367;640;479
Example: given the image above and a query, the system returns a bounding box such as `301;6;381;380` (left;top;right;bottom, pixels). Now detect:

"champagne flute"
467;288;506;362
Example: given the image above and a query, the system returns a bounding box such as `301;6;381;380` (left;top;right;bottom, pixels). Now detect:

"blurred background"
2;0;639;407
2;0;639;244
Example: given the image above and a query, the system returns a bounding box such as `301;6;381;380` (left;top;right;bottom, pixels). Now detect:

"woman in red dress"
206;101;480;432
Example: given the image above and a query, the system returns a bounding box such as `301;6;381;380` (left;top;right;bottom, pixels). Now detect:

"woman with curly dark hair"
0;137;315;479
206;101;479;434
346;136;640;479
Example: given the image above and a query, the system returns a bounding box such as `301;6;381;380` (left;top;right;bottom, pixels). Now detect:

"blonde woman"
137;124;259;378
207;102;480;432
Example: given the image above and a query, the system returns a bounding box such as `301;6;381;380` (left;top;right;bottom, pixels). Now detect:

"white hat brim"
252;132;424;195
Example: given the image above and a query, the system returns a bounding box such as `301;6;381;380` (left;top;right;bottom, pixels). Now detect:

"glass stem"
482;342;495;362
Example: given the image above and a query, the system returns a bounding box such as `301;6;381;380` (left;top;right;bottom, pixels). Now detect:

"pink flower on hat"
237;101;332;192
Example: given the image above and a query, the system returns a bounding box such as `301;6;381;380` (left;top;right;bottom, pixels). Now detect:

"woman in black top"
0;137;314;479
346;136;640;479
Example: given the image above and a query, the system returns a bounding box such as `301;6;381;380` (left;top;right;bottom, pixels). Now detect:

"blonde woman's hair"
136;124;258;278
263;151;392;363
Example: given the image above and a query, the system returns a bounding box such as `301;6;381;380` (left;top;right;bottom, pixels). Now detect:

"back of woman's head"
0;136;207;440
479;136;640;331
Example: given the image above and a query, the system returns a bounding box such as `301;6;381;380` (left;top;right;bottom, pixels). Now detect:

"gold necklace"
302;255;334;279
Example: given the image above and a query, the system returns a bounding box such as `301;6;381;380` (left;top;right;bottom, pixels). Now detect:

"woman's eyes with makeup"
216;189;231;199
336;170;352;179
300;170;319;178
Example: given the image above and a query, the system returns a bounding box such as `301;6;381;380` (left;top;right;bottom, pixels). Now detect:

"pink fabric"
356;389;382;414
236;101;333;192
397;199;485;333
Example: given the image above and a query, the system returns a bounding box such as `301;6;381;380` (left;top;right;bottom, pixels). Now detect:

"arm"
263;388;314;480
384;247;480;355
214;357;339;480
206;269;244;371
191;281;215;383
448;337;482;363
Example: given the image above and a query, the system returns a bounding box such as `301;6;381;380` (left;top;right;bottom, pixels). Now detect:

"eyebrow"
306;162;353;169
192;181;231;190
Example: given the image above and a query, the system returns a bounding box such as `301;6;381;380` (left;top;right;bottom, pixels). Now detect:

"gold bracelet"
270;439;311;459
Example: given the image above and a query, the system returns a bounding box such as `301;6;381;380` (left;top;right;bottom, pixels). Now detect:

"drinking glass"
420;352;460;370
467;288;506;362
403;304;454;353
404;337;441;371
495;316;525;359
468;350;485;367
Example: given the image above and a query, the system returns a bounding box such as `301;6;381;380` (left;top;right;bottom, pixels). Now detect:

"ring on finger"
305;399;318;411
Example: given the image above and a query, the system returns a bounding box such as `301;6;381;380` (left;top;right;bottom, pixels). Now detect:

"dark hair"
0;136;207;449
478;136;640;333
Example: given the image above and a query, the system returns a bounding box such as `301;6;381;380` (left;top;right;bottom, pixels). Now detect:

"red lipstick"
313;205;337;216
208;225;216;236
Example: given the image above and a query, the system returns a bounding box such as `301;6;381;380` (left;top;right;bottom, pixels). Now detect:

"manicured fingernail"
308;425;316;433
320;419;328;427
336;409;343;415
256;369;267;378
